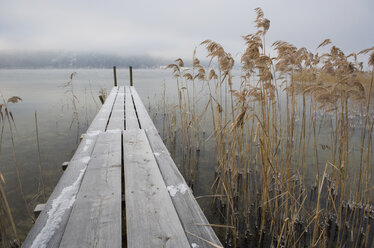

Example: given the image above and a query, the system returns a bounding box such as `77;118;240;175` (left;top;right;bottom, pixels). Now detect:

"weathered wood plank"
60;131;122;248
124;129;190;248
107;86;124;130
87;87;119;133
125;86;139;129
130;87;223;248
23;157;93;248
22;88;119;248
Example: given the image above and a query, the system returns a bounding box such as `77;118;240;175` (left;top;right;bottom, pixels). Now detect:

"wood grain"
130;87;223;248
60;132;122;248
22;87;119;248
107;86;124;130
125;86;139;129
124;129;190;248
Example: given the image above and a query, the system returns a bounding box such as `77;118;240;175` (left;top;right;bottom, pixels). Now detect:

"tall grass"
0;171;19;248
166;8;374;247
63;72;81;144
0;96;25;247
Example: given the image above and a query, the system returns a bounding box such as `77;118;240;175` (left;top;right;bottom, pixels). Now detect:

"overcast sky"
0;0;373;62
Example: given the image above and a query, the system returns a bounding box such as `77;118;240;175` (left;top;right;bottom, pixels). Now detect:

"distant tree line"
0;51;169;69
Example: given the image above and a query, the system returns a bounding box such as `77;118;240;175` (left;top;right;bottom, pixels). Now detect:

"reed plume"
165;7;374;247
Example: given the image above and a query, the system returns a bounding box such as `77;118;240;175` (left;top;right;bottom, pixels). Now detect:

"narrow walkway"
23;86;222;248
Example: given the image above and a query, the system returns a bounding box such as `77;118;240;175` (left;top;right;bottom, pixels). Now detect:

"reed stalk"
165;8;374;247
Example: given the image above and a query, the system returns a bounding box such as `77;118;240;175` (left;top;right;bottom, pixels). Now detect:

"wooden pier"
23;85;222;247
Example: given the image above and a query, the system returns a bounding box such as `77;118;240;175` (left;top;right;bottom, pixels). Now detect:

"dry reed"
166;8;374;248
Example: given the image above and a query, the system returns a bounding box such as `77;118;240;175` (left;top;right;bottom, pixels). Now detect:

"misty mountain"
0;51;169;69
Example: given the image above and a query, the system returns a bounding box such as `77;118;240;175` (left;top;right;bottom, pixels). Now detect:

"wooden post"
113;66;117;87
129;66;133;86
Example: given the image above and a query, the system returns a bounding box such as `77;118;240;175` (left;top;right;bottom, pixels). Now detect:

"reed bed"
166;8;374;247
0;97;24;247
0;171;19;248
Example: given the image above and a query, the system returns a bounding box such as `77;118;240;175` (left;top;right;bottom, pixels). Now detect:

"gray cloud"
0;0;373;62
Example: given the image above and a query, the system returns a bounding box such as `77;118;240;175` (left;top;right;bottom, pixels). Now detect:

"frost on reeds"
0;94;50;246
166;7;374;248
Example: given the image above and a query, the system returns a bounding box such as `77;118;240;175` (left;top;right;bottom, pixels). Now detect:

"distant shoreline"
0;51;169;70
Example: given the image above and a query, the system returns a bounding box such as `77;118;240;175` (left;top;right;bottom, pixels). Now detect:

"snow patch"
82;139;93;152
154;150;167;157
82;145;89;152
106;129;122;133
31;167;87;248
86;130;102;137
167;183;189;197
80;156;91;164
191;243;199;248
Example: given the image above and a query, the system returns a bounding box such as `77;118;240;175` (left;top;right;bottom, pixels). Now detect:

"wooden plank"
22;88;119;248
87;87;119;132
107;86;124;130
130;87;223;248
124;129;190;248
23;156;93;248
125;86;139;129
60;131;122;248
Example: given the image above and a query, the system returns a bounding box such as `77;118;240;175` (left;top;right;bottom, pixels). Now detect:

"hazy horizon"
0;51;171;69
1;0;373;67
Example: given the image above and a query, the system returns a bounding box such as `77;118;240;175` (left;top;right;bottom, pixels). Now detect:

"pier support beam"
129;66;133;86
61;162;69;171
33;204;45;218
113;66;117;87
